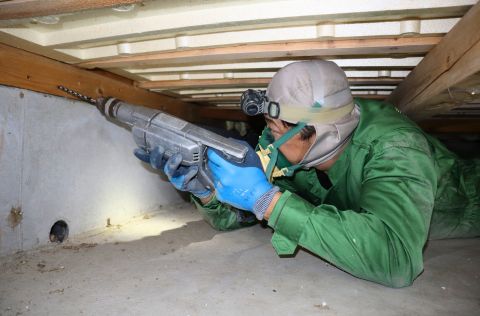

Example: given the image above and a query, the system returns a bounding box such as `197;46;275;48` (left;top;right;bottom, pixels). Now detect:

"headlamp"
240;89;280;118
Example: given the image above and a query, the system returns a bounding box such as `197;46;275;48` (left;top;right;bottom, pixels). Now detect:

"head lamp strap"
278;101;354;124
264;122;307;181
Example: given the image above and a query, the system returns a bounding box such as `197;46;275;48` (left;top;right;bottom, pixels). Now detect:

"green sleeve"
192;195;257;231
268;140;437;288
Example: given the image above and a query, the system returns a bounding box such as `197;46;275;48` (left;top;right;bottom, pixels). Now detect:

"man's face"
264;115;313;165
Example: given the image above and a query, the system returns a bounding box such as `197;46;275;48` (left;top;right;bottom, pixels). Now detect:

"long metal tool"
58;86;248;189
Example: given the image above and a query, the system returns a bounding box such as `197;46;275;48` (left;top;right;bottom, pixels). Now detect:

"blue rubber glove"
207;145;278;219
134;146;167;170
134;146;211;199
163;153;212;198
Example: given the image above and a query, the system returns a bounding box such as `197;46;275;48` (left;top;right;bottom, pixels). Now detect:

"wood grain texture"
191;106;480;134
0;43;194;120
387;2;480;119
78;36;441;69
139;77;403;90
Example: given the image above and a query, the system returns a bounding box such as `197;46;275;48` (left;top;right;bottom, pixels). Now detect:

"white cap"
266;60;360;166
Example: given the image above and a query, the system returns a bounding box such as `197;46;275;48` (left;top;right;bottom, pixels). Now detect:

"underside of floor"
1;202;479;316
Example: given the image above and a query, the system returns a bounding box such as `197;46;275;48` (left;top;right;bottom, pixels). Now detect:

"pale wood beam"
139;79;270;90
0;0;147;20
182;94;387;103
0;43;195;120
173;86;397;95
131;66;415;76
78;36;442;69
387;2;480;120
138;77;403;90
126;58;422;75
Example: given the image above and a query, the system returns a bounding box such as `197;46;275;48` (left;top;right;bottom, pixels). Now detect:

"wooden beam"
181;96;241;103
409;41;480;120
0;43;194;120
418;118;480;133
139;78;270;90
78;36;442;69
129;65;415;76
353;95;388;100
182;94;387;103
349;78;403;85
387;2;480;120
139;77;403;90
125;59;422;75
193;106;249;122
192;106;480;134
176;87;396;96
0;0;146;20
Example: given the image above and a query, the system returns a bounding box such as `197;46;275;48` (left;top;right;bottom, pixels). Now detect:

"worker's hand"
207;145;278;219
134;146;211;199
163;153;212;199
134;146;167;170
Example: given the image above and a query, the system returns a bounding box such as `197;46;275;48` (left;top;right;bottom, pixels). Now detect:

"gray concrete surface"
1;202;479;316
0;87;23;254
0;86;183;255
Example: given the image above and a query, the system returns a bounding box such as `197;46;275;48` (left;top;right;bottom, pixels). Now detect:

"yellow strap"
272;168;288;178
256;145;287;182
279;101;354;123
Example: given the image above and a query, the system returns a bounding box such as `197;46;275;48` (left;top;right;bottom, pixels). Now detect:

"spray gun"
58;86;248;190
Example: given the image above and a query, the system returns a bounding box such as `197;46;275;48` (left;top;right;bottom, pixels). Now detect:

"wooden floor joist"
0;43;195;120
78;36;442;69
131;65;415;76
139;78;271;90
139;77;403;90
192;106;480;134
387;2;480;120
192;106;250;122
418;118;480;133
182;94;387;103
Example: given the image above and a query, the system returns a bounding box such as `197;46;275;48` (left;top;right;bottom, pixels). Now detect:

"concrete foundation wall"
0;86;183;255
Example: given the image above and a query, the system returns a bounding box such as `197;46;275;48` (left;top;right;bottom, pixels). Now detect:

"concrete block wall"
0;86;184;255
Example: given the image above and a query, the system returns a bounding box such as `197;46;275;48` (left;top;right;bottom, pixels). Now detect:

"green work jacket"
193;99;480;288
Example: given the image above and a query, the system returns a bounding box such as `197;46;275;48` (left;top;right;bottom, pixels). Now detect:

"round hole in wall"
49;220;69;243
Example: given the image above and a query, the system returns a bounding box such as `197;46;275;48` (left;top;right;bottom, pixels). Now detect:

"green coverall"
193;99;480;288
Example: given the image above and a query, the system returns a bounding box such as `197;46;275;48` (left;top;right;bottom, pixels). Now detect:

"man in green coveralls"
134;60;480;288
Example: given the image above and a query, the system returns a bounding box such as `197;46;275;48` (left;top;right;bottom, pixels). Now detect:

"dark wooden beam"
0;43;195;120
192;106;249;122
418;118;480;133
192;105;480;135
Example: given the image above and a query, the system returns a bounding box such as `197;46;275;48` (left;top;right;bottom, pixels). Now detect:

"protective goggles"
240;89;280;118
240;88;355;124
